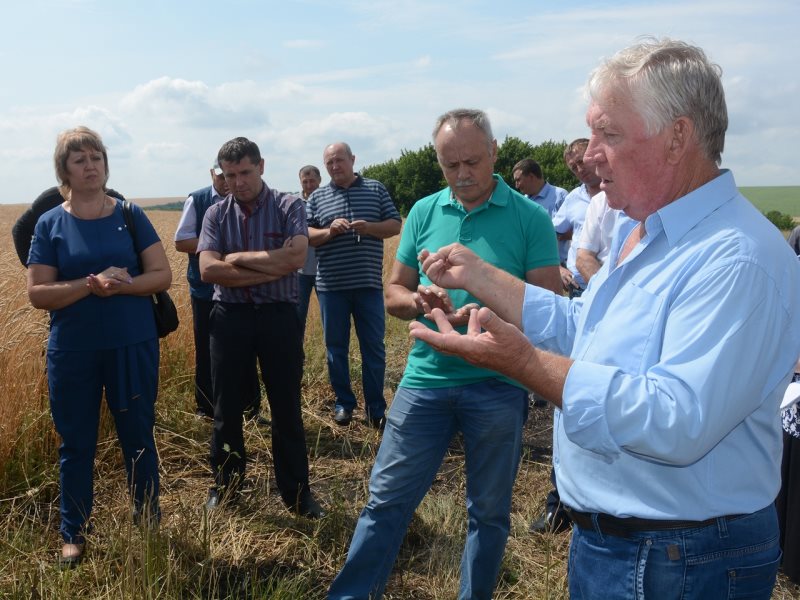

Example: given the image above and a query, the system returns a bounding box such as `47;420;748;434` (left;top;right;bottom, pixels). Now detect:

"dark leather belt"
565;508;743;538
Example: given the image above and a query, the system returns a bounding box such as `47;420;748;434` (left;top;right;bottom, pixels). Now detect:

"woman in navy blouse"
26;126;171;567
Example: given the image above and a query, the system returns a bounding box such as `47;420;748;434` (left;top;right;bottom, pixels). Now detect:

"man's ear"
667;117;694;164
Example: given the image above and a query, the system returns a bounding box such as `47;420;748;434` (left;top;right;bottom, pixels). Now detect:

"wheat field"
0;204;796;599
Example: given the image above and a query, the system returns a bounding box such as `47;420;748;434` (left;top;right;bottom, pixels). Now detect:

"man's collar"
439;174;507;208
212;185;226;200
330;173;362;191
648;169;735;247
233;180;268;214
531;181;549;200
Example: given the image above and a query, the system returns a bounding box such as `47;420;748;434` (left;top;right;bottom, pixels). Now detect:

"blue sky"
1;0;798;203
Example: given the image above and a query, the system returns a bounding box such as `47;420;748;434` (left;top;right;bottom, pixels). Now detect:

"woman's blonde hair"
53;126;109;197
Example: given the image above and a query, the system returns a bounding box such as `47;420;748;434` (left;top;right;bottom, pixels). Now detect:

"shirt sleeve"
524;204;560;271
377;183;401;221
28;215;58;268
554;187;568;212
521;282;580;356
576;194;602;252
197;203;221;254
306;192;320;228
174;196;197;241
552;194;573;233
561;258;795;465
285;196;308;238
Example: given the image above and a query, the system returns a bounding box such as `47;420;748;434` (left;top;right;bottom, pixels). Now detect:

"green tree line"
362;137;579;215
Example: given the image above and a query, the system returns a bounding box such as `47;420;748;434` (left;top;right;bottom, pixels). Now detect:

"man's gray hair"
586;37;728;164
432;108;494;154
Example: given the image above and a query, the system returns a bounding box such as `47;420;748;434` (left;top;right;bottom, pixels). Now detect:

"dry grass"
0;204;796;599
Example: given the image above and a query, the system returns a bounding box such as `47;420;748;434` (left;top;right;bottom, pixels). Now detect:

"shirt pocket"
263;231;285;250
581;281;666;375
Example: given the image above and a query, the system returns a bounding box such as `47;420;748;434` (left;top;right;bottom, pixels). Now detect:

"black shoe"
333;408;352;426
366;416;385;430
205;488;222;511
528;392;548;408
292;495;325;519
206;487;239;511
529;511;571;534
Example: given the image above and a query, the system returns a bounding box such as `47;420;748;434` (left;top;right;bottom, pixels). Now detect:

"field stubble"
0;205;795;599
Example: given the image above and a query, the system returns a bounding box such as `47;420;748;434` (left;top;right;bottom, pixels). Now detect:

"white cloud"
1;0;797;203
284;39;324;49
138;142;191;161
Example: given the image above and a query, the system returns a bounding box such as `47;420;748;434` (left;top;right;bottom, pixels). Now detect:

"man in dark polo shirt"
307;142;401;428
197;137;321;518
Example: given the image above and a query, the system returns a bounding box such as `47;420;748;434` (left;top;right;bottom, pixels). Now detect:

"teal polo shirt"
396;175;559;389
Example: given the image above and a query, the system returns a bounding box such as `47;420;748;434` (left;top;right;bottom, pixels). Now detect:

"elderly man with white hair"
410;38;800;599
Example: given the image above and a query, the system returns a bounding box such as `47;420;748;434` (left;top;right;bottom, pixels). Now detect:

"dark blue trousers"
47;339;160;543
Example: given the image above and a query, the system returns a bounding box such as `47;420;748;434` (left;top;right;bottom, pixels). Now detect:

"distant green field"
739;186;800;217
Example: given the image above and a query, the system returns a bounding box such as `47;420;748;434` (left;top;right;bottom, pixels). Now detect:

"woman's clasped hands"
87;266;132;296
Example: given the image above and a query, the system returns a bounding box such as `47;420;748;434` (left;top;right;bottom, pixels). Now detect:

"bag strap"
122;200;144;271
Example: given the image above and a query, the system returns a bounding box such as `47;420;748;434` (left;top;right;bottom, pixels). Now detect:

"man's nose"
582;144;603;167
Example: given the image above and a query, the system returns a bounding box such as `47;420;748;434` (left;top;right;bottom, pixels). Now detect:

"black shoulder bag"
122;201;179;338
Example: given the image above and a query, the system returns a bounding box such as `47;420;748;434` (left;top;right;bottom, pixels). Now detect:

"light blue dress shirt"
528;182;567;218
552;184;592;286
522;170;800;520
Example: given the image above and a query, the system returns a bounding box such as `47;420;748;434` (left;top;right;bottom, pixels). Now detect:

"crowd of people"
12;36;800;600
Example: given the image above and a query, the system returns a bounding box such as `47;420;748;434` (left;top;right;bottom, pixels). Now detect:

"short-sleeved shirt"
553;184;592;286
174;185;225;242
576;191;618;267
296;195;317;276
196;181;307;304
307;174;400;292
28;200;159;350
397;175;559;389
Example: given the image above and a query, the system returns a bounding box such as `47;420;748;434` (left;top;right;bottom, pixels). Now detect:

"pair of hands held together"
409;244;536;380
329;218;370;239
86;267;133;297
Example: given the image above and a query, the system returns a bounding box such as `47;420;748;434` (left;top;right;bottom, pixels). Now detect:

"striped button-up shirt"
197;181;307;303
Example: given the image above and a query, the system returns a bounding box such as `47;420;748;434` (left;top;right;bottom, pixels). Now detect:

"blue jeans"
317;288;386;419
296;273;316;341
568;504;781;599
328;380;528;600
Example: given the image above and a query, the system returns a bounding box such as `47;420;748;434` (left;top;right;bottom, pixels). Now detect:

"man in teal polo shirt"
328;108;562;600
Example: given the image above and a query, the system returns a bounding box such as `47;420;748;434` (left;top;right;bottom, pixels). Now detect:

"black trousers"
208;301;311;507
192;296;260;416
777;430;800;584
